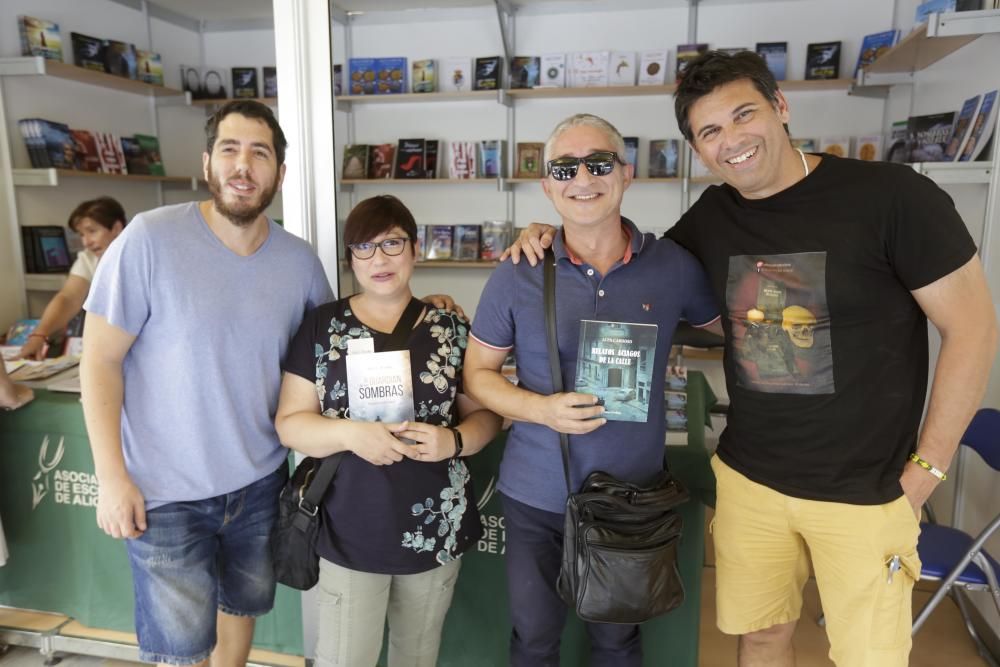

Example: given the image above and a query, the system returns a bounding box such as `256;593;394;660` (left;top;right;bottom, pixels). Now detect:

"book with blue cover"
755;42;787;81
19;16;62;61
348;58;377;95
375;57;407;94
574;320;659;423
71;32;107;72
959;90;998;162
854;30;899;76
945;94;982;160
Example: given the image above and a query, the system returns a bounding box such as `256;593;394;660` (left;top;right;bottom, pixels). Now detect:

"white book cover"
819;136;851;158
638;49;668;86
540;53;566;87
853;135;883;161
608;51;636;87
448;141;477;179
346;349;415;424
570;51;609;88
439;56;472;92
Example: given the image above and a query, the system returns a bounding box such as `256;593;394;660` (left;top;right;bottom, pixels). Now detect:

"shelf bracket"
493;0;515;64
497;89;511;107
931;8;1000;37
0;56;46;77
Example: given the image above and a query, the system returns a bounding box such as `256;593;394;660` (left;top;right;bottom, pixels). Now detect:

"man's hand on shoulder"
97;472;147;539
539;392;607;434
422;294;465;319
499;222;558;266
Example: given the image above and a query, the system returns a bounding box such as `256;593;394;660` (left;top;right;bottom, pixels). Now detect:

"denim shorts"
125;464;288;665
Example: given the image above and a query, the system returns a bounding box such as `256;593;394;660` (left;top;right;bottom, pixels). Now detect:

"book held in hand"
805;41;841;80
19;16;62;61
346;349;415;424
574;320;659;423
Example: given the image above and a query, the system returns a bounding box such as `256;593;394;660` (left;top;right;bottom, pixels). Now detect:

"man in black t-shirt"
507;51;997;667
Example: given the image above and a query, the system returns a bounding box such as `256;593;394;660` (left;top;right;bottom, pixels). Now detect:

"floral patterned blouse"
283;298;482;575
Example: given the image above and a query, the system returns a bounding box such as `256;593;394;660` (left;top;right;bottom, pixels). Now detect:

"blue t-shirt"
471;218;719;513
84;202;334;508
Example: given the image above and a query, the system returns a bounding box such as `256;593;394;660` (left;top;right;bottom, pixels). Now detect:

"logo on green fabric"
476;476;506;555
31;435;65;509
31;435;99;510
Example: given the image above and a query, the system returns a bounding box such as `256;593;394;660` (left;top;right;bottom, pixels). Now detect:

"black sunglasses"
546;151;626;181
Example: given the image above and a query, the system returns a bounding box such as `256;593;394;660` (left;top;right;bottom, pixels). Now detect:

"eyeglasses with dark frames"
546;151;627;181
348;237;410;260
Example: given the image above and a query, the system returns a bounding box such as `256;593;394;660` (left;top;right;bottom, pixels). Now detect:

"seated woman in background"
275;194;500;667
17;197;126;360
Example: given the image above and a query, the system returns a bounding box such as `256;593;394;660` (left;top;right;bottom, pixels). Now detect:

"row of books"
412;221;512;262
21;226;72;274
790;137;885;162
885;90;999;163
342;140;506;180
19;119;165;175
180;66;278;100
19;15;164;85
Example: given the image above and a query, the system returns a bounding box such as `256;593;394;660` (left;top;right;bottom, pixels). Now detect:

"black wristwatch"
450;427;464;459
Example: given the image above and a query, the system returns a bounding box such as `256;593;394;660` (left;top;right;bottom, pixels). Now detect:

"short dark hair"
674;50;782;142
67;196;127;233
343;195;418;262
205;100;287;165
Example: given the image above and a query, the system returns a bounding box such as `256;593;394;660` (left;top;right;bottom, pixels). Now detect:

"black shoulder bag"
542;248;689;624
272;297;425;590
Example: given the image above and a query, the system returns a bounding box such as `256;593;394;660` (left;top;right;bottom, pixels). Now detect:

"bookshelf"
12;168;199;188
24;273;67;292
189;96;278;107
0;57;184;98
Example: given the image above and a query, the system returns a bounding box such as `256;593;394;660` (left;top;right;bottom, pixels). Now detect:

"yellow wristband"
909;452;947;481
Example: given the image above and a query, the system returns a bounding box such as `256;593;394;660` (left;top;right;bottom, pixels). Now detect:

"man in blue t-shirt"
81;101;334;666
464;114;719;666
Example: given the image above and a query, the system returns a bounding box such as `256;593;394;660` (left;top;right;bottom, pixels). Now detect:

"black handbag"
271;297;426;590
542;248;690;624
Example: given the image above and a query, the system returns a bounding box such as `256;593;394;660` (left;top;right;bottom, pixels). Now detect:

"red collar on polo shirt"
563;223;634;266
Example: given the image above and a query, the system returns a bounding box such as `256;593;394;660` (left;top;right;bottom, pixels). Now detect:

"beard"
207;165;280;228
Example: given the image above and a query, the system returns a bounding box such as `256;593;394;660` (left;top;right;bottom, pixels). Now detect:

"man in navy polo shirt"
464;113;720;667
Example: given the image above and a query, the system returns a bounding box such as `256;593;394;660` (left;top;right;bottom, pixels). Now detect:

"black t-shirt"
283;298;482;574
666;154;977;504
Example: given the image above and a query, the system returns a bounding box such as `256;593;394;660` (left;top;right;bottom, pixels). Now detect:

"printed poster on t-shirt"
725;252;834;394
574;319;658;422
346;349;415;423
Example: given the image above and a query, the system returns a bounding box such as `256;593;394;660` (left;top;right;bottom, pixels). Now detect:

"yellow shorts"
710;455;921;667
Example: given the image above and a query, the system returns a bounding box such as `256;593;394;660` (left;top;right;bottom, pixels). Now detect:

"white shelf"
911;161;992;185
0;57;185;97
13;169;199;189
24;273;67;291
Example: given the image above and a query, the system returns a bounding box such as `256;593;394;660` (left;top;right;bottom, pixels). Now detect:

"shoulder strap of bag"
303;296;426;509
543;248;573;495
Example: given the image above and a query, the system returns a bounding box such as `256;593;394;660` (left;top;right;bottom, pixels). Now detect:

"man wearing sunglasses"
464;114;720;666
505;52;996;667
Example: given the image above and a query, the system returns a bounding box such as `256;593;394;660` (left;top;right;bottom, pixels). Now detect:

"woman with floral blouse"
275;194;501;667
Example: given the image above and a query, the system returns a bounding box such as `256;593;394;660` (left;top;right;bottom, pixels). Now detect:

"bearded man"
80;101;333;667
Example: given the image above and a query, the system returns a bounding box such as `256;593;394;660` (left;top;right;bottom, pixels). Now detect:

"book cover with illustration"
907;111;956;162
412;59;436;93
514;142;544;178
478;139;504;178
37;120;75;169
394;138;425;178
648;139;679;177
71;130;101;171
944;94;981;160
958;90;998;162
453;224;481;260
540;53;566;87
19;16;62;61
95;132;127;174
263;66;278;97
348;58;377;95
231;67;259;98
346;349;415;424
725;252;834;394
342;144;368;179
510;56;540;89
105;40;137;79
574;320;659;423
853;135;883;161
480;220;512;260
569;51;609;87
136;50;164;85
854;30;899;76
819;136;850;158
425;140;439;178
367;143;395;179
623;137;639;171
71;32;107;72
376;57;407;94
755;42;787;80
120;136;151;175
134;134;165;175
790;137;817;153
473;56;503;90
608;51;635;87
440;57;471;92
426;225;454;260
676;43;709;83
805;41;841;80
448;141;477;179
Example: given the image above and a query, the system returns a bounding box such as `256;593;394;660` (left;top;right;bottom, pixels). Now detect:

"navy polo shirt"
471;217;719;513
